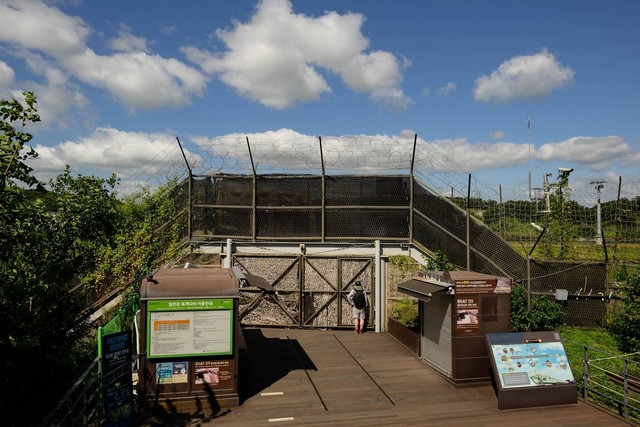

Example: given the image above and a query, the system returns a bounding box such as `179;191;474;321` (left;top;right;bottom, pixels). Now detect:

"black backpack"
353;289;366;309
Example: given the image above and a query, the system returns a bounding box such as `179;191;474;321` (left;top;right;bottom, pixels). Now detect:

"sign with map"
487;335;575;389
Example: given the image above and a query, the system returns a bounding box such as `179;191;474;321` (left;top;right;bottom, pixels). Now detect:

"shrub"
510;283;565;332
390;296;419;330
606;267;640;353
423;250;455;271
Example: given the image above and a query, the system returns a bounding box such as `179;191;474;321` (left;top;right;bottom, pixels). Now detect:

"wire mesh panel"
257;176;322;206
413;214;468;267
468;223;528;279
325;176;409;206
562;299;608;327
325;209;409;239
413;183;467;241
192;207;252;238
530;261;608;295
256;209;321;238
210;176;253;206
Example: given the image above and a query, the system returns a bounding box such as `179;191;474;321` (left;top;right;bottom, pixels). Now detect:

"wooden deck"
145;328;631;426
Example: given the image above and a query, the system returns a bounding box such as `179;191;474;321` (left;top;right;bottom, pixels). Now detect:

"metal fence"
563;340;640;424
125;133;637;326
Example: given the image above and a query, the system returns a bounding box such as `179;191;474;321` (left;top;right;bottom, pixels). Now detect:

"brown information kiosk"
137;267;243;410
398;271;511;386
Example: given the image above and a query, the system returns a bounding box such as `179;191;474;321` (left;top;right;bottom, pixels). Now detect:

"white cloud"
437;82;457;97
537;136;640;170
0;60;15;94
474;49;574;104
183;0;410;109
67;50;207;110
109;24;151;53
0;0;89;56
0;0;208;110
29;127;192;178
428;138;529;171
17;51;90;129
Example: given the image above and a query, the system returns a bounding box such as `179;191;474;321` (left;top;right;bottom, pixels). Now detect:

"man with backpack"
348;281;369;334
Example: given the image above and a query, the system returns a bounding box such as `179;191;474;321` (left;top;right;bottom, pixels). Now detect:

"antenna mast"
527;117;533;200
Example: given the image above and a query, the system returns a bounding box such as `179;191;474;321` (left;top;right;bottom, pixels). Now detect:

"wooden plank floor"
145;328;631;426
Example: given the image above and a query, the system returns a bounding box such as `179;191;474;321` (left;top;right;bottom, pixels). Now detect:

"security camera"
558;167;574;173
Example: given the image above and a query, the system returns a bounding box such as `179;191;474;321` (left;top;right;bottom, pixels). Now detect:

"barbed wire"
120;133;639;260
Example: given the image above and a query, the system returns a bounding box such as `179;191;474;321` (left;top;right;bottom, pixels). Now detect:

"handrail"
565;339;640;423
40;356;101;426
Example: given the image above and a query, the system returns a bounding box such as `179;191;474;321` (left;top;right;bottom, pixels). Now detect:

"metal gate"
233;254;374;328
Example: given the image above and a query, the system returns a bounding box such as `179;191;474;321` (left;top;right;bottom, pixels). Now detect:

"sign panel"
489;340;575;389
193;360;235;389
455;296;479;334
101;331;135;427
453;277;511;294
146;299;234;358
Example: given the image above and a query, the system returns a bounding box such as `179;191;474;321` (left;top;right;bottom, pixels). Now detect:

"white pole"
375;240;381;333
225;238;233;268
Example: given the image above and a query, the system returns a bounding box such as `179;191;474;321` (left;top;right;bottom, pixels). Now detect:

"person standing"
348;281;369;334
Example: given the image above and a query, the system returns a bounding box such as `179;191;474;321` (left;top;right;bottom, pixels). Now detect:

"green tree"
424;249;455;271
0;92;43;254
0;93;124;423
89;180;185;292
606;268;640;353
48;166;120;275
510;283;564;331
542;172;576;259
0;91;41;190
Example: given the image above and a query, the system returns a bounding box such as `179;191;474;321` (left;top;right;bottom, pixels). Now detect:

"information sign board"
146;299;234;359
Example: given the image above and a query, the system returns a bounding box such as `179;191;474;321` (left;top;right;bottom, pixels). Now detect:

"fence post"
583;345;589;400
623;359;629;420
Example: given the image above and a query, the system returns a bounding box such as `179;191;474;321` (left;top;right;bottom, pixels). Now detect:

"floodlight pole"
176;137;192;240
246;136;257;241
319;136;326;242
409;134;417;243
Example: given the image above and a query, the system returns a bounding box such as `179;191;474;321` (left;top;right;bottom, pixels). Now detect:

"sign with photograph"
455;296;479;335
146;299;234;359
193;360;235;389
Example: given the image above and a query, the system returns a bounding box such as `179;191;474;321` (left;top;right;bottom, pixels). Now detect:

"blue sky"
1;0;638;201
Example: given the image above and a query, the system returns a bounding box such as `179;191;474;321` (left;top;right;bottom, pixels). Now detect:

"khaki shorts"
352;306;367;320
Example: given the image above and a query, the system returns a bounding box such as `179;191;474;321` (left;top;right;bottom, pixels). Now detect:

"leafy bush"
510;283;565;331
423;250;455;271
390;296;419;330
606;267;640;353
388;255;422;273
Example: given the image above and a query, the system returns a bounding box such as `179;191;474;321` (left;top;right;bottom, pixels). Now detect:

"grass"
509;241;640;262
560;326;640;422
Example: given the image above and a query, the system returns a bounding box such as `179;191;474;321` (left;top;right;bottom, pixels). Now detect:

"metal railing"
564;340;640;424
40;356;101;426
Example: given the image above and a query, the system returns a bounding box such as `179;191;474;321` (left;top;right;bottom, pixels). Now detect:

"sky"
1;0;639;203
